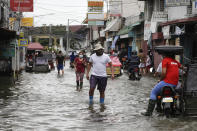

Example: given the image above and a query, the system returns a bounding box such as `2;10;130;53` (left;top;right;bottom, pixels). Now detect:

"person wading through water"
86;43;114;109
56;51;65;75
74;52;87;91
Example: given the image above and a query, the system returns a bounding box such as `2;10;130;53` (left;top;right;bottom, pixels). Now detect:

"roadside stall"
106;56;122;76
26;43;50;72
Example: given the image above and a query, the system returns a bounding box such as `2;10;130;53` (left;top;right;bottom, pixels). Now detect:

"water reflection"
0;63;197;130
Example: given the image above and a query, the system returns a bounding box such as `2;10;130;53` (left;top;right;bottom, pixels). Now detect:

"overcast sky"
24;0;89;27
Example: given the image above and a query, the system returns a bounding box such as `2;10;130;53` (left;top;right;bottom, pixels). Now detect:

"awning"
104;18;121;32
27;42;44;50
111;36;119;49
160;16;197;26
117;22;141;37
0;28;16;41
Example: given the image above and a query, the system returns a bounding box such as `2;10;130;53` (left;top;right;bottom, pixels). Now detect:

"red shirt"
162;57;181;85
74;58;86;73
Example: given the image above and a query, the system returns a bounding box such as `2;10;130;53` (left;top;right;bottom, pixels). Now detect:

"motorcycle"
128;67;141;80
127;54;141;80
157;85;182;117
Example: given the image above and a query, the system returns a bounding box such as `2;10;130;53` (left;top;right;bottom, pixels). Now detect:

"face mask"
79;55;83;58
96;49;103;56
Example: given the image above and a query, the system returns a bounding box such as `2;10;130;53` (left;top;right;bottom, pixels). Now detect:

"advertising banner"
88;13;104;21
10;0;33;12
109;1;122;16
9;17;34;27
18;39;28;47
88;0;103;12
21;17;34;27
88;21;104;25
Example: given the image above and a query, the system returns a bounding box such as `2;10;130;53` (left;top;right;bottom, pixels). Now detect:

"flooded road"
0;61;197;131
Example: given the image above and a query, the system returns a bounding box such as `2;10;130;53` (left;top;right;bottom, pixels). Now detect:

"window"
160;0;164;12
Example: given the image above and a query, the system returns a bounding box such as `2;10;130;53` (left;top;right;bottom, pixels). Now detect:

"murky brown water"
0;61;197;131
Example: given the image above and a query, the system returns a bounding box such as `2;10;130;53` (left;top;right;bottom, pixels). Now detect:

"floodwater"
0;61;197;131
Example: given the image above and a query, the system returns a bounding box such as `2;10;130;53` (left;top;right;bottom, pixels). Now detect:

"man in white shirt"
86;43;114;107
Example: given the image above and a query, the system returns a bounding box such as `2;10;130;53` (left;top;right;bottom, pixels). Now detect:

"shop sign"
20;32;24;38
88;1;104;7
21;17;34;27
10;0;33;12
88;21;104;25
151;11;168;22
88;13;104;21
9;17;34;27
18;39;28;47
166;0;190;7
88;0;104;12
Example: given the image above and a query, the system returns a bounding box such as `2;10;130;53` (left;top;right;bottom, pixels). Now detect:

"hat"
94;43;104;51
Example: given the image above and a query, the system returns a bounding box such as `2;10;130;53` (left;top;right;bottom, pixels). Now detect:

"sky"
23;0;90;27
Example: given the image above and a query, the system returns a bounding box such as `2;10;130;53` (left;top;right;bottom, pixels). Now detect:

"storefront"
0;28;17;76
160;16;197;64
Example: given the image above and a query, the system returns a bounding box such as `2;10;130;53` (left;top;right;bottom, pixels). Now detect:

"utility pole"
66;19;69;56
49;24;52;48
106;0;109;19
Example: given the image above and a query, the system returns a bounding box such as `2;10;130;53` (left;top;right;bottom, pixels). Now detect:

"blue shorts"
150;81;176;100
57;64;63;71
90;75;108;92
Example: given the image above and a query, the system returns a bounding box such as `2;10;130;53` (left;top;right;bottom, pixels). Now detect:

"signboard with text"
10;0;34;12
88;0;103;12
21;17;34;27
9;17;34;27
166;0;190;7
88;13;104;21
18;39;28;47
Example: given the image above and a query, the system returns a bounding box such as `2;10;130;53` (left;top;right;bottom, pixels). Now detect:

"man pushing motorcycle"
142;53;184;116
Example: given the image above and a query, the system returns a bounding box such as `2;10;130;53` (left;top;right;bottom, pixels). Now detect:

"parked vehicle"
34;57;50;73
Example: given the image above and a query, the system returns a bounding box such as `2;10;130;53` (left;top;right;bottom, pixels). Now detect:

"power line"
36;6;87;14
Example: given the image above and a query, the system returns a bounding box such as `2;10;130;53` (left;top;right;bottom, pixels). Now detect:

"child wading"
74;52;86;91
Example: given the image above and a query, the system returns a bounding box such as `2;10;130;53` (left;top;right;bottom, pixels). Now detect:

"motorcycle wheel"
134;72;139;80
165;108;171;118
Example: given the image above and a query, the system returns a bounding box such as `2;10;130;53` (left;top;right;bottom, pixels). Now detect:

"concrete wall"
122;0;144;18
167;6;188;21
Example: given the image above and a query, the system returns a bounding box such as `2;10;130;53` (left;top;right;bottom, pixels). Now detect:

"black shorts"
90;75;108;91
